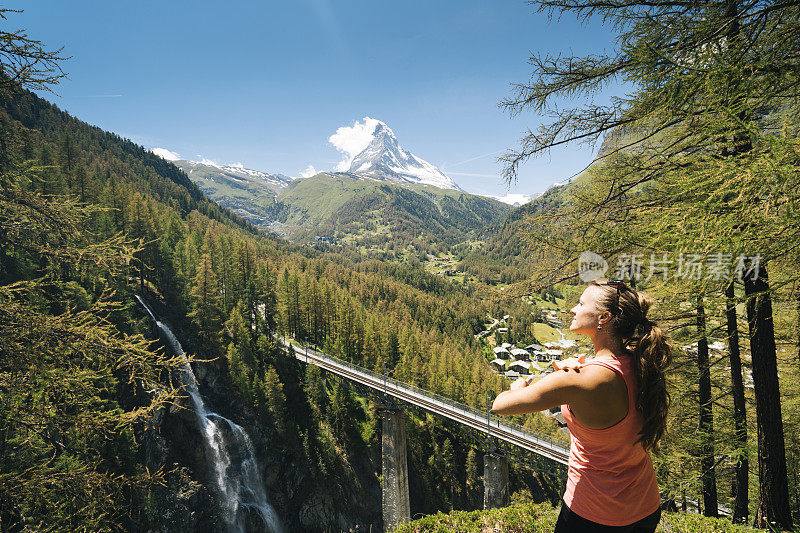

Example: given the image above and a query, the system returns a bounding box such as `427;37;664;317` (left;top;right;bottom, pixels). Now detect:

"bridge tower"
483;451;509;509
483;395;509;510
381;406;410;531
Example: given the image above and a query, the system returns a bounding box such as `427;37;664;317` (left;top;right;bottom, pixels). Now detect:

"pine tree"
262;365;286;434
226;301;254;369
188;253;223;354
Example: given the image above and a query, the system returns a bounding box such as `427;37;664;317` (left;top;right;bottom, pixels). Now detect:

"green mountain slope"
171;159;290;226
275;172;512;245
0;89;255;235
0;85;535;531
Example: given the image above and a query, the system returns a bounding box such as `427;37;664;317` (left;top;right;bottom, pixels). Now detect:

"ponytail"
590;281;673;453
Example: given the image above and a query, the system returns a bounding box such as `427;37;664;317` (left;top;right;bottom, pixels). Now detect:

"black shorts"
554;500;661;533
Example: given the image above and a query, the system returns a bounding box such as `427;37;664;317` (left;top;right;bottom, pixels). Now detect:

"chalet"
493;346;511;359
525;344;544;352
510;348;531;361
544;348;563;360
504;370;520;380
490;358;507;372
508;360;532;375
545;316;564;328
535;349;562;362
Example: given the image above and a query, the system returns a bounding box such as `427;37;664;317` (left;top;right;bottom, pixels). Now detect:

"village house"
493;346;511;359
508;360;532;375
490;358;507;372
510;347;531;361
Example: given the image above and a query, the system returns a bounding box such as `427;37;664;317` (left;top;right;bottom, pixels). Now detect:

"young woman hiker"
492;279;672;532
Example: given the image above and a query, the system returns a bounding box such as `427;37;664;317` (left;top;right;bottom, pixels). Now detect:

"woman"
492;279;671;532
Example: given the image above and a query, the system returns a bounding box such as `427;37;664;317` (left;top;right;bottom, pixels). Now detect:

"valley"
3;4;800;531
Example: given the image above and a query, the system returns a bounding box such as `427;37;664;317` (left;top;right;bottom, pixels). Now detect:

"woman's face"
569;286;609;335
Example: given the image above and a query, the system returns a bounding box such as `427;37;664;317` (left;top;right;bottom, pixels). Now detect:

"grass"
391;502;760;533
530;322;567;344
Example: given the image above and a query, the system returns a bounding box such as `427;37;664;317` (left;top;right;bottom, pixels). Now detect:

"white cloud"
230;162;245;169
490;193;536;206
328;117;382;171
300;165;319;178
150;147;180;161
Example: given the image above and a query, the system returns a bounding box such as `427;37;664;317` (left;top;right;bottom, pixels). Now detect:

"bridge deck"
285;341;570;465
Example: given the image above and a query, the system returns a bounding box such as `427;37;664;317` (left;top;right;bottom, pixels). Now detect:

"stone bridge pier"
381;408;410;532
483;452;509;509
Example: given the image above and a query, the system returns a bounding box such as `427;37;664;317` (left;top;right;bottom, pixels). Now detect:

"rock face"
138;386;221;532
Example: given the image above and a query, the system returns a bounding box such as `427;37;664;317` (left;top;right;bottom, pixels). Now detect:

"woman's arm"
491;369;587;415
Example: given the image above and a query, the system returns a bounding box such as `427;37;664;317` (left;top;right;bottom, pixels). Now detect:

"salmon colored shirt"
560;354;661;526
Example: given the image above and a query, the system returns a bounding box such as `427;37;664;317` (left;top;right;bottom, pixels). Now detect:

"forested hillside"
0;82;559;531
4;1;800;529
274;172;511;248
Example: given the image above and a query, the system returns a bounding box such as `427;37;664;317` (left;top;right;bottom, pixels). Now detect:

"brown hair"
590;280;672;453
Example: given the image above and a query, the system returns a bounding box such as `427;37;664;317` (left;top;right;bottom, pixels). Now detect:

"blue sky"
15;1;618;199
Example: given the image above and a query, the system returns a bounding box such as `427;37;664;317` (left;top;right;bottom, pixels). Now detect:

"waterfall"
136;296;283;533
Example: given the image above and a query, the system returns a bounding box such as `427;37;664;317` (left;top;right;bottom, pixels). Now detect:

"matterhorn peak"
328;117;461;190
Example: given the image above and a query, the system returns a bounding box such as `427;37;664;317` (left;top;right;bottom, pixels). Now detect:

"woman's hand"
510;377;530;391
552;354;586;372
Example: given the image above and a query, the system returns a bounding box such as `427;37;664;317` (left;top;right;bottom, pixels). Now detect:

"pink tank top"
560;354;660;526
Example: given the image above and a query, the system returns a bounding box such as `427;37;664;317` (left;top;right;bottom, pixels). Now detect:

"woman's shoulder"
578;362;625;392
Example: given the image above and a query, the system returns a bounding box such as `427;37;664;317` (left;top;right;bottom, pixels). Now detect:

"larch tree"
188;253;224;355
503;0;799;528
0;102;181;532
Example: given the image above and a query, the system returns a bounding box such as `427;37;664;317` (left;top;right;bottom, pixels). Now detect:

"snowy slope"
176;159;293;190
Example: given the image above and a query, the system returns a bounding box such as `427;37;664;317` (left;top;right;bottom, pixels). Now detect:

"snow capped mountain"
151;147;180;161
149;148;293;190
329;118;461;191
177;159;293;189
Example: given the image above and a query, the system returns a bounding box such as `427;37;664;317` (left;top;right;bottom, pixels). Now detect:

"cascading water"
136;296;283;533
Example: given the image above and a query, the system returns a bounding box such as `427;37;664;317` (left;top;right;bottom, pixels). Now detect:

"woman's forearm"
492;371;578;415
491;386;544;415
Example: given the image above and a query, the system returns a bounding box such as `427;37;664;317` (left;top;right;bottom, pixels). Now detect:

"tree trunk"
796;293;800;366
725;281;749;523
743;262;793;530
697;294;718;517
